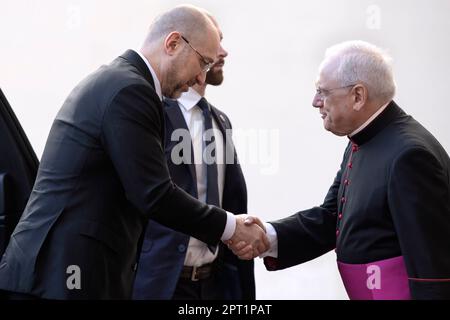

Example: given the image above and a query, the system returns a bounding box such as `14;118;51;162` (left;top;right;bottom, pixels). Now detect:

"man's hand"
224;214;270;260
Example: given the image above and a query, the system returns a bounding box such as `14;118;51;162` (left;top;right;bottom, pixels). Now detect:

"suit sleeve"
101;84;227;245
388;147;450;299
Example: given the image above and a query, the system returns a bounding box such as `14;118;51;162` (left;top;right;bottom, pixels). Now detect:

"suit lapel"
211;106;233;165
211;107;228;136
211;106;236;194
210;106;247;214
164;99;197;184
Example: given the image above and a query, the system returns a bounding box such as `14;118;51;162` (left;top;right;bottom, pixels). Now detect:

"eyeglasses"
315;84;356;100
180;35;215;73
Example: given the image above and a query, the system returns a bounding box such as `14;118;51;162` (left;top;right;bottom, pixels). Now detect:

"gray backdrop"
1;0;449;299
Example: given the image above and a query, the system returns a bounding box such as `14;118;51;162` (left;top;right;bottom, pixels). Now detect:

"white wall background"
1;0;449;299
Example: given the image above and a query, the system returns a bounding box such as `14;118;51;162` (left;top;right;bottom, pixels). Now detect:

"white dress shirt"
177;88;226;266
262;101;392;258
134;50;236;244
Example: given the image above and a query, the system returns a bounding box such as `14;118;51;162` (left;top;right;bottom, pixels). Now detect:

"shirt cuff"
220;211;236;241
259;222;278;258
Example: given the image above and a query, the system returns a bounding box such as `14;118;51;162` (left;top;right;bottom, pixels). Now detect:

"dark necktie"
197;97;220;207
197;97;220;253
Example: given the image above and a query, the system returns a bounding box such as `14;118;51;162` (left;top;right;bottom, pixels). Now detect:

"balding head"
145;5;217;46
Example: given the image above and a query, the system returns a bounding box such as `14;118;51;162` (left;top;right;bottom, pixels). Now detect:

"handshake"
223;214;270;260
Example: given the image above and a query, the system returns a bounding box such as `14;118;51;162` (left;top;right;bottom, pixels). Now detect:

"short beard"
206;68;224;86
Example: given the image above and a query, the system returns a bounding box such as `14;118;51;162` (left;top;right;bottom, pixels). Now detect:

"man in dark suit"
133;19;255;300
0;5;268;300
239;41;450;299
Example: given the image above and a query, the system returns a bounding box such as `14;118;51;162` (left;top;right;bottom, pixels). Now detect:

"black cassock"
266;101;450;299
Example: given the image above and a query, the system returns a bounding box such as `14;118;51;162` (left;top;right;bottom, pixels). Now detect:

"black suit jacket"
133;98;255;300
0;50;227;299
266;102;450;299
0;89;38;255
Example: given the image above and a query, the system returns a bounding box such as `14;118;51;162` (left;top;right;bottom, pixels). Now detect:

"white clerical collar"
135;50;162;101
177;88;203;112
349;102;391;138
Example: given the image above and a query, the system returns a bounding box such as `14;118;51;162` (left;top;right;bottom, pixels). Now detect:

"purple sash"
337;256;411;300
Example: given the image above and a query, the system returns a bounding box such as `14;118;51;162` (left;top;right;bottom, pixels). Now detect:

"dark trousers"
172;275;221;300
172;261;244;300
0;290;39;300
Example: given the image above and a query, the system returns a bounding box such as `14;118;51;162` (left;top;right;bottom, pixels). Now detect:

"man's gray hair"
145;5;214;44
320;41;396;102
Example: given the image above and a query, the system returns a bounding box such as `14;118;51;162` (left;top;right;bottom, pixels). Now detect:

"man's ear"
164;32;182;56
352;84;367;111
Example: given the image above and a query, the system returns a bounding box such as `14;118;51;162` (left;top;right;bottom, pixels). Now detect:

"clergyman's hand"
224;214;269;260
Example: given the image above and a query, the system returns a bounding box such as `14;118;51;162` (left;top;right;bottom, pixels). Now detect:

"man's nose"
312;94;323;108
219;45;228;58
